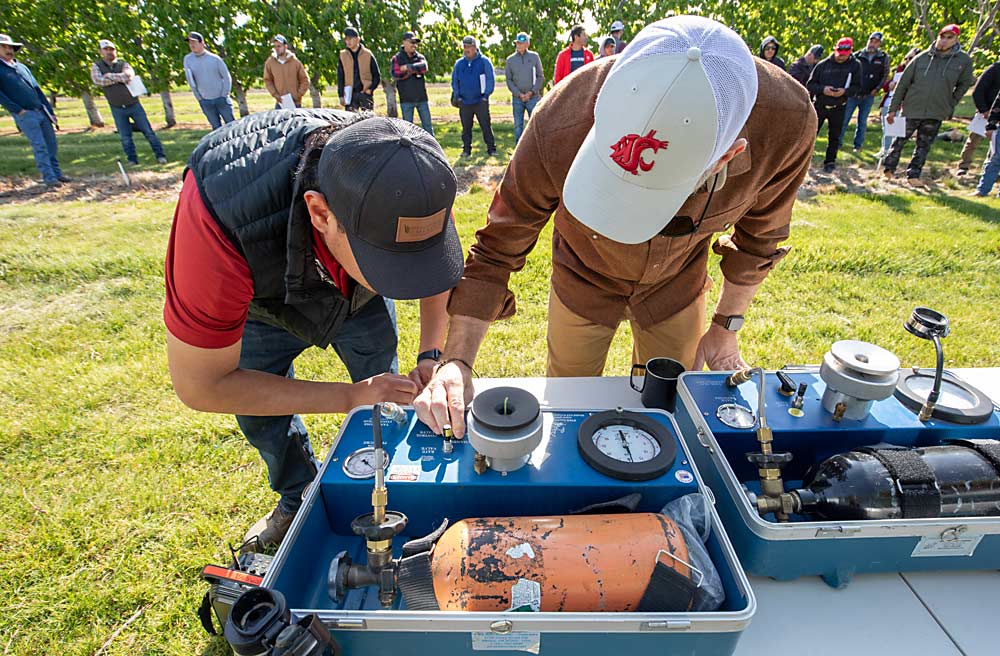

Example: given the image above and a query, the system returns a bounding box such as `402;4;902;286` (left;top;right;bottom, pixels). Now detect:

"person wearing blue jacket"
0;34;68;187
451;36;496;157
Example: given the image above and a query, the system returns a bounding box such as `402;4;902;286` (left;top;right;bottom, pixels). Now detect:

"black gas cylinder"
794;441;1000;521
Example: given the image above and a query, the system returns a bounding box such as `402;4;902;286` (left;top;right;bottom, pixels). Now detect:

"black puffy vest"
187;109;377;348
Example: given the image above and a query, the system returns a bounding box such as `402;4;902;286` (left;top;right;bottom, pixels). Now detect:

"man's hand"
339;96;346;106
823;85;836;96
18;109;27;116
414;362;474;437
399;64;408;72
693;324;749;372
350;373;419;407
407;359;437;391
886;111;896;125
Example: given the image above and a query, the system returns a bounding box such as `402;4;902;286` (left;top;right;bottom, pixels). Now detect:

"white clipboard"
883;114;907;138
127;76;147;97
969;113;989;137
343;86;353;106
279;93;296;109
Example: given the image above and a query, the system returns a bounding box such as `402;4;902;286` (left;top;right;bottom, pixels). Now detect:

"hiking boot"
43;179;62;188
882;169;895;180
956;168;969;176
241;503;296;554
57;175;72;183
822;162;835;173
852;146;861;153
487;148;497;156
156;157;168;165
127;159;139;166
460;149;471;158
907;177;925;187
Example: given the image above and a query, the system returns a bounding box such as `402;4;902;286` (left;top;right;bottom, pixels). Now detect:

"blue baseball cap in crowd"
515;32;529;43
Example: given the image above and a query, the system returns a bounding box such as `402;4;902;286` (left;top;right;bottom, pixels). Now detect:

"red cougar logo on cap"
609;130;669;175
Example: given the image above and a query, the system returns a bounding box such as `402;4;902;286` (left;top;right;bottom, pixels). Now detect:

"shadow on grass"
934;194;1000;224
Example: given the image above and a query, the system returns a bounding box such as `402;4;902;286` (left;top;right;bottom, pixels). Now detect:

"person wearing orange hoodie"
553;25;593;84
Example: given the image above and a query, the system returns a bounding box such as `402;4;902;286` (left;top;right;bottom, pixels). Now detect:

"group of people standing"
761;26;999;196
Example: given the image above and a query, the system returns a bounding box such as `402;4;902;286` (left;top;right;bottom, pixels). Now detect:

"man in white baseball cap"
413;15;816;438
609;20;628;53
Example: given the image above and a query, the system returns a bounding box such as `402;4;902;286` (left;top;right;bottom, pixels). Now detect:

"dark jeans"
815;102;847;166
401;101;434;136
884;118;942;179
12;108;61;183
110;103;165;163
512;95;539;144
459;100;495;152
198;97;235;130
839;93;877;150
236;297;399;513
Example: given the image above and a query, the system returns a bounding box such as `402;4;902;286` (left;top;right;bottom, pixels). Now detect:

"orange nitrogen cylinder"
430;513;691;612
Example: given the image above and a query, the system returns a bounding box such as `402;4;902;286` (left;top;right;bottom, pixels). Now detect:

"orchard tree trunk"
309;74;323;108
81;91;105;128
382;78;398;118
159;89;177;127
232;81;250;117
48;91;57;109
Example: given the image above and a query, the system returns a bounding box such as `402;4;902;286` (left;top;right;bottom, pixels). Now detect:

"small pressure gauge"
716;403;755;429
342;446;389;479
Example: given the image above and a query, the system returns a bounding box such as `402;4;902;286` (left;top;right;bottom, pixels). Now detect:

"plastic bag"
661;493;725;611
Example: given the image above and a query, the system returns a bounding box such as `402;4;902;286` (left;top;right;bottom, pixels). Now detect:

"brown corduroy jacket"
447;57;816;329
263;52;310;104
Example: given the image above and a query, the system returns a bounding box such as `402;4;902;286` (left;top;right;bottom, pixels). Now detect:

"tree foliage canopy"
4;0;998;102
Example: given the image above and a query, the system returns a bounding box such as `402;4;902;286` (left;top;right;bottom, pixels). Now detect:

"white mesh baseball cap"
563;15;758;244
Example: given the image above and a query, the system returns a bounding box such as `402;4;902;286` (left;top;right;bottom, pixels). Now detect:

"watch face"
727;316;744;331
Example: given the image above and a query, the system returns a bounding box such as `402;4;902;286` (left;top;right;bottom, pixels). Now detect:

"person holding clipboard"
91;39;167;166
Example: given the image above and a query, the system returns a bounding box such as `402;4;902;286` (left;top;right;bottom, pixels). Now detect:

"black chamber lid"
471;387;540;431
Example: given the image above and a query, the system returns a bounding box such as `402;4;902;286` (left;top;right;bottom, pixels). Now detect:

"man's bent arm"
167;331;416;415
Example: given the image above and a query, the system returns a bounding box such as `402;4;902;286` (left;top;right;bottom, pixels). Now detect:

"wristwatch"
712;314;745;332
417;348;443;363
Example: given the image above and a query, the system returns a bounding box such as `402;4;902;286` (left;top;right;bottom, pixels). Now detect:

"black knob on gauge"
776;371;796;396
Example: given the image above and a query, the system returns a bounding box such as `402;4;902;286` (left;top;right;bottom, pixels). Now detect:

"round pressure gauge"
577;409;677;481
342;446;389;479
716;403;756;429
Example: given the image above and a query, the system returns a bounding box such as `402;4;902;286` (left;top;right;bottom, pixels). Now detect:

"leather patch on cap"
396;208;447;243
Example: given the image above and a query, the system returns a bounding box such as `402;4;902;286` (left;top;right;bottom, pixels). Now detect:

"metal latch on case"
696;427;715;454
489;620;513;635
331;618;366;629
815;526;862;538
644;620;692;631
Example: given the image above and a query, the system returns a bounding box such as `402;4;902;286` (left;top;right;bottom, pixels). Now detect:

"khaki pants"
546;287;707;377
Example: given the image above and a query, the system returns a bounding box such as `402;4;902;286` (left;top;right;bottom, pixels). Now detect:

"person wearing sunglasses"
757;35;786;71
884;24;974;186
413;16;815;440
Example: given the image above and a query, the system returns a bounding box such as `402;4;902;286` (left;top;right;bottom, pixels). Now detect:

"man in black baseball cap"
164;109;461;551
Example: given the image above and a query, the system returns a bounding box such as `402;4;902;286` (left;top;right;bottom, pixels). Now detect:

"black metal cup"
630;357;686;412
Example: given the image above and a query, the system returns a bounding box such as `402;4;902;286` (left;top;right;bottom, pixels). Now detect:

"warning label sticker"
387;464;420;482
912;534;983;557
471;632;541;654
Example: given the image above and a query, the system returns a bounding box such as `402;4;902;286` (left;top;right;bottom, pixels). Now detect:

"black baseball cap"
344;27;359;38
186;31;204;43
402;31;420;43
318;117;462;300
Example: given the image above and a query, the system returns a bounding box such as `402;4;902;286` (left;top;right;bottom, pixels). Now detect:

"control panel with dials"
318;404;700;537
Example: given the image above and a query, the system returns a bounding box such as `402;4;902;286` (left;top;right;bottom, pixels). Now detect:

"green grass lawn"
1;86;999;655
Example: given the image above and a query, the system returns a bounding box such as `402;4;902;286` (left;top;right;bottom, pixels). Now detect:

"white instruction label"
912;534;983;557
509;578;541;612
472;632;541;653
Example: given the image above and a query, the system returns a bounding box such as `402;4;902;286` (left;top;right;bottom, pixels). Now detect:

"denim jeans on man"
976;130;1000;196
512;95;539;144
110;103;166;164
400;101;434;136
236;297;399;514
12;108;62;183
198;96;236;130
839;93;877;151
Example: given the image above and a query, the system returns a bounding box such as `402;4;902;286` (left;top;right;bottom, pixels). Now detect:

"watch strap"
417;348;442;362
